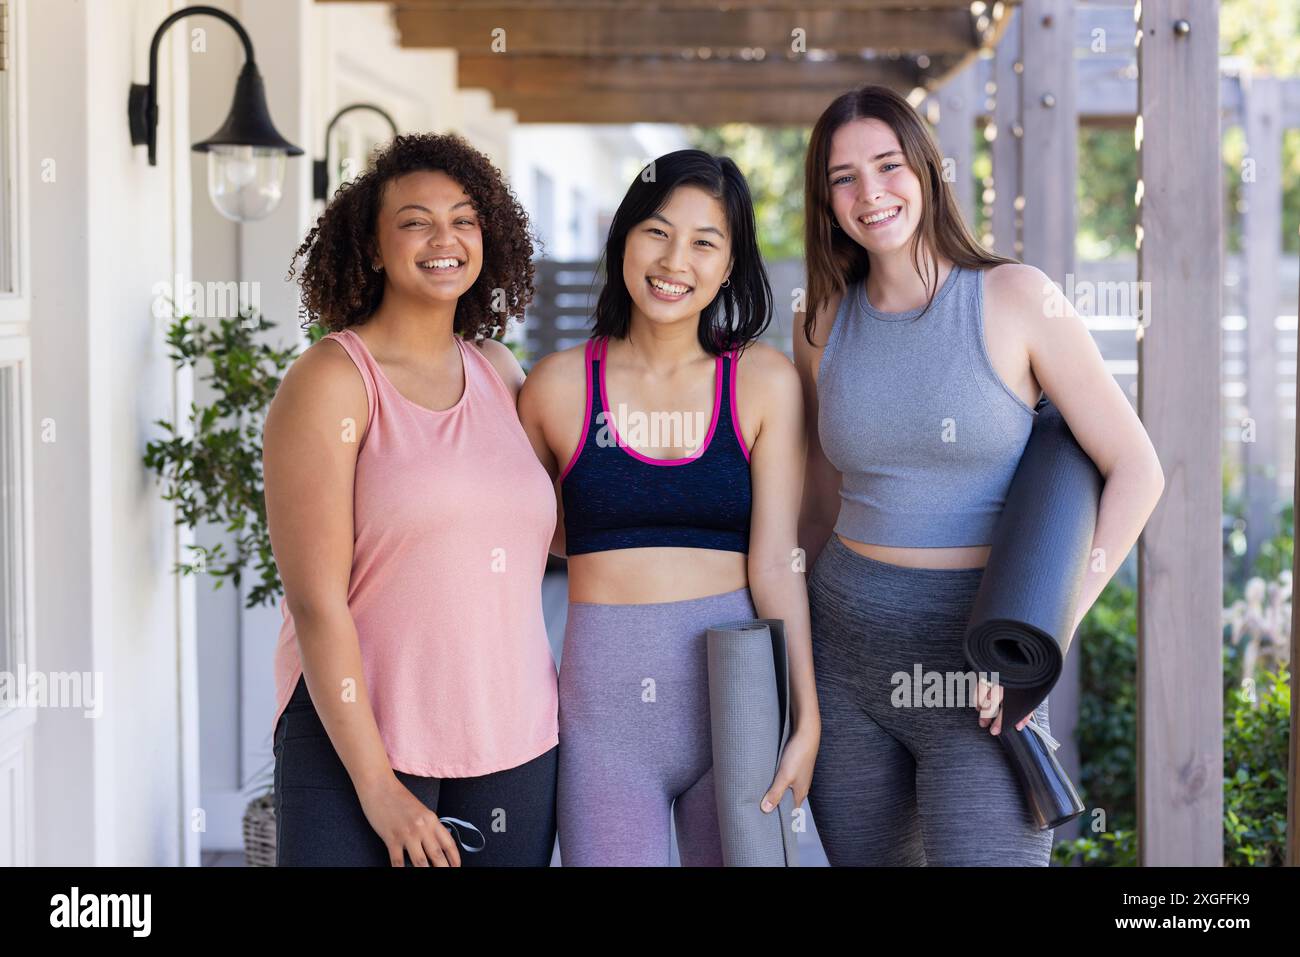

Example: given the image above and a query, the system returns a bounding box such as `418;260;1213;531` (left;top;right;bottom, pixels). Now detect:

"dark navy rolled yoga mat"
963;397;1102;831
705;619;799;866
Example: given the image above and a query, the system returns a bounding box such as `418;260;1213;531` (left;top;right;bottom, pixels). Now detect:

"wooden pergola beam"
394;7;979;55
323;0;991;8
488;89;876;124
457;54;921;96
991;5;1021;256
1020;0;1075;288
1135;0;1223;867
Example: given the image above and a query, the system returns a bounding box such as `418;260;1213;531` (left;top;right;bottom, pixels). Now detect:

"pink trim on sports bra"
596;335;723;467
729;348;750;462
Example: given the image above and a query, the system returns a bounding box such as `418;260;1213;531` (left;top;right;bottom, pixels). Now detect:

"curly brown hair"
288;132;536;339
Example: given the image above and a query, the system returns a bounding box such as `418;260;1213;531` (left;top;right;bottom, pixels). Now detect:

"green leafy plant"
1052;826;1137;867
1073;579;1139;831
1223;666;1291;866
1252;500;1294;583
144;310;320;608
1051;576;1138;866
1055;570;1292;866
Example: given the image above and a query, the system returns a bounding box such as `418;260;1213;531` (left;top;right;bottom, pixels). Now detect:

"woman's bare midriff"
835;533;991;571
566;548;749;604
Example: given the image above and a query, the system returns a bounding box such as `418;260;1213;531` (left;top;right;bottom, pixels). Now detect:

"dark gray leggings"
273;676;557;866
807;534;1053;867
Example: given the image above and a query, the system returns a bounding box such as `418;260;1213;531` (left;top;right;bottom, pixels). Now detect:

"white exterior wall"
510;124;691;261
16;0;688;862
27;0;194;865
193;0;518;852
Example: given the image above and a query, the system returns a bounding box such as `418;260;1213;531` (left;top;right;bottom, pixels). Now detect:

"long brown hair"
802;85;1016;344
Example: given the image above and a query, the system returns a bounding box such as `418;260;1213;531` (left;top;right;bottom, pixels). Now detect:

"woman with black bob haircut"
590;151;772;352
264;132;562;867
519;149;821;865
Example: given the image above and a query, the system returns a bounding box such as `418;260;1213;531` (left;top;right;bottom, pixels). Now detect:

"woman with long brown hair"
795;85;1164;865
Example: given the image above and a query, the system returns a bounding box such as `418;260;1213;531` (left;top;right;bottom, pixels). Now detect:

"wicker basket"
242;792;277;867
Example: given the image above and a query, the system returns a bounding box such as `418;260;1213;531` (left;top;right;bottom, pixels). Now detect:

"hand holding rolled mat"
705;619;799;867
963;397;1103;831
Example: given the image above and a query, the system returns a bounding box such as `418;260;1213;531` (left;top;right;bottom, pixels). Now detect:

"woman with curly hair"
263;132;559;867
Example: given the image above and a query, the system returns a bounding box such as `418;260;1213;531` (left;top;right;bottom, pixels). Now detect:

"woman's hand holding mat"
975;677;1036;735
760;724;816;813
706;618;800;866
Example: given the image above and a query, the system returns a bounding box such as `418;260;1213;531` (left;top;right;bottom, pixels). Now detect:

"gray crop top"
816;263;1039;548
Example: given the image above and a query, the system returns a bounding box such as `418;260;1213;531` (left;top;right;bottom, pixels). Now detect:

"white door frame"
0;0;36;868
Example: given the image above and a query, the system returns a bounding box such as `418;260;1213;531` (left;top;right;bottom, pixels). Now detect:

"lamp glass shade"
206;145;287;222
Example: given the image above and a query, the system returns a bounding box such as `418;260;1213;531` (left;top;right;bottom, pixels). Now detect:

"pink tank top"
270;328;559;778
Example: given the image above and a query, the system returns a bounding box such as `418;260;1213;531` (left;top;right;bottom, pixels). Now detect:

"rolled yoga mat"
705;618;799;866
963;397;1102;831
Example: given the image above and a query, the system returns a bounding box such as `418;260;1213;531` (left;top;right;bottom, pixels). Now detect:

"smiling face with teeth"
372;169;484;307
621;184;733;329
826;118;923;258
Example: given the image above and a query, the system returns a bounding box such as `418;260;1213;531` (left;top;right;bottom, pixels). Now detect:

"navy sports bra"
559;335;752;555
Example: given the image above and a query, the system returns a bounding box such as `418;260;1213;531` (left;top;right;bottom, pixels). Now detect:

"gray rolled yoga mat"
705;618;799;867
963;397;1102;830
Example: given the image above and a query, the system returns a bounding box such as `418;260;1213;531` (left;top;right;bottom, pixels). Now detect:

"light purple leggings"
557;586;757;866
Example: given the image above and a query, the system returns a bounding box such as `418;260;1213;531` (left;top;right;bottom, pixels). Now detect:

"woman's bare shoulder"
264;335;368;443
793;288;846;380
518;340;590;416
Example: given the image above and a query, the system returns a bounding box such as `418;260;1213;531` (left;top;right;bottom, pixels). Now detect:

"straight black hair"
591;149;772;355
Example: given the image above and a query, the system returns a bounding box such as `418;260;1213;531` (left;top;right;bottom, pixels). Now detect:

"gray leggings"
557;587;758;866
807;534;1053;866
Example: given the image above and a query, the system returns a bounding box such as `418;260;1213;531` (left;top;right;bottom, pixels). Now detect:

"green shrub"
1223;666;1291;867
1072;579;1138;834
1052;577;1137;866
144;311;317;608
1056;615;1291;866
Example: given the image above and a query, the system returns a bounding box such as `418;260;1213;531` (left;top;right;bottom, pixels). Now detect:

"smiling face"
826;117;924;257
372;169;484;306
621;184;733;329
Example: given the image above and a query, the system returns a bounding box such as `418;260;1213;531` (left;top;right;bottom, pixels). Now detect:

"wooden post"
1136;0;1223;866
1242;76;1282;573
991;7;1022;258
934;62;978;225
1020;0;1076;287
1291;268;1300;865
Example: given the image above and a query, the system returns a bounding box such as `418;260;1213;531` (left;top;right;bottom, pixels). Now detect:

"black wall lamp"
314;104;399;201
128;5;303;222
